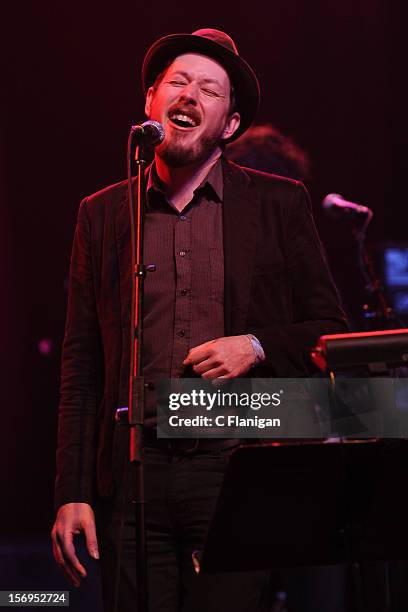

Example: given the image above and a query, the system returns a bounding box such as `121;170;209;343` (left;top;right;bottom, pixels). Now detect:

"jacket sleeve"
250;182;348;375
54;198;104;509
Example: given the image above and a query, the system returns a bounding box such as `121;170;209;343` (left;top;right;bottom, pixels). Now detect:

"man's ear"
221;112;241;141
145;87;154;117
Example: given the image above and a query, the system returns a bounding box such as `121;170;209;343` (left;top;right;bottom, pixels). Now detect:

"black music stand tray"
199;441;408;574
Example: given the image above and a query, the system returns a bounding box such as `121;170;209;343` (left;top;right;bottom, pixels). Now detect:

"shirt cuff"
246;334;266;366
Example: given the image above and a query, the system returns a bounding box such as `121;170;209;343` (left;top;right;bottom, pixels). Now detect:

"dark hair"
226;123;311;182
151;61;172;92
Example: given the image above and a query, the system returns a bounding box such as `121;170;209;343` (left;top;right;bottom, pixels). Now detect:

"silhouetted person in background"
226;123;311;182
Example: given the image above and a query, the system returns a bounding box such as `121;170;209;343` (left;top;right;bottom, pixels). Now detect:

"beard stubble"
156;130;223;168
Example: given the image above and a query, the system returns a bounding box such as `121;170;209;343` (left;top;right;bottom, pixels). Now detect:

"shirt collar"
146;156;224;207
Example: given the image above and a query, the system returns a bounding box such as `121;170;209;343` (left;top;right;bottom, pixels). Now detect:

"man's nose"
178;82;199;106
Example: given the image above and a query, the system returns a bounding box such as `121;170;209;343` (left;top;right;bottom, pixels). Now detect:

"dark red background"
2;0;405;533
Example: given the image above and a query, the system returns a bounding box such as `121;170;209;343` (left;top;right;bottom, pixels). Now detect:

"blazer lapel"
222;158;261;336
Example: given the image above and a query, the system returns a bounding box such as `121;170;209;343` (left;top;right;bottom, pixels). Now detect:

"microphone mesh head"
322;193;343;210
142;120;165;145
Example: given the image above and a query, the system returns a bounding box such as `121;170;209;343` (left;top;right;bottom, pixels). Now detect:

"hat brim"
142;33;260;142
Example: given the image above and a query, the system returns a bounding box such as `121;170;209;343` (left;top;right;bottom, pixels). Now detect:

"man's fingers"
84;519;100;560
201;366;229;380
61;533;87;578
183;341;214;365
192;358;220;375
59;558;82;588
210;376;230;387
51;533;81;587
51;503;98;587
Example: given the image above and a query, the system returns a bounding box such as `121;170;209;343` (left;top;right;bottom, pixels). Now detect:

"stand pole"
125;134;155;611
352;223;393;328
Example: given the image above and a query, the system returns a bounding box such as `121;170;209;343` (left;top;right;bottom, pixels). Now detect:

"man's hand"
51;502;99;588
183;335;256;381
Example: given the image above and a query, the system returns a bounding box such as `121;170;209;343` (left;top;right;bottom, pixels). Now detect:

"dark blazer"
55;158;347;509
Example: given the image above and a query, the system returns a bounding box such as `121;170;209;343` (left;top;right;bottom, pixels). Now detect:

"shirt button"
180;289;188;296
179;251;186;257
178;329;185;337
180;214;187;221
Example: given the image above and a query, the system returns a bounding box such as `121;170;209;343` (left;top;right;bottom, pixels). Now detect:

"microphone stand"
116;127;155;612
352;217;394;329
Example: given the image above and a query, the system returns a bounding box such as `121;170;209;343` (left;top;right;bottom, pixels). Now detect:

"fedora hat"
142;28;260;141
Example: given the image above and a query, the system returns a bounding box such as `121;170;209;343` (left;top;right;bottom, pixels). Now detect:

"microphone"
131;120;165;146
322;193;372;218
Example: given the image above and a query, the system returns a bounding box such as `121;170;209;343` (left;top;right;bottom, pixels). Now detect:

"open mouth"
168;111;201;129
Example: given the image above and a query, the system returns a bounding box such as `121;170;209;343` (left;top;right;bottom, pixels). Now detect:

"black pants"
97;444;269;612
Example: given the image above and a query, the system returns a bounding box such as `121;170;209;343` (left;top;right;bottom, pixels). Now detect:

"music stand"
199;441;408;574
196;330;408;609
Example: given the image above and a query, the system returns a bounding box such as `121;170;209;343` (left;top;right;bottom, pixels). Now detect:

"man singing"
51;28;347;611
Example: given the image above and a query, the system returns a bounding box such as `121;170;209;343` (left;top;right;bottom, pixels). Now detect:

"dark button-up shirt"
142;158;225;425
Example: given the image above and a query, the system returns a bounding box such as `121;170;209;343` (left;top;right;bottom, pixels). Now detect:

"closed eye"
202;88;223;98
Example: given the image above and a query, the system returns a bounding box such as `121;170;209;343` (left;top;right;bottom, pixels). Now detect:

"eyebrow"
170;71;223;89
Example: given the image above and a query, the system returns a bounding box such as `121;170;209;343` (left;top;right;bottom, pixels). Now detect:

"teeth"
170;113;197;127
